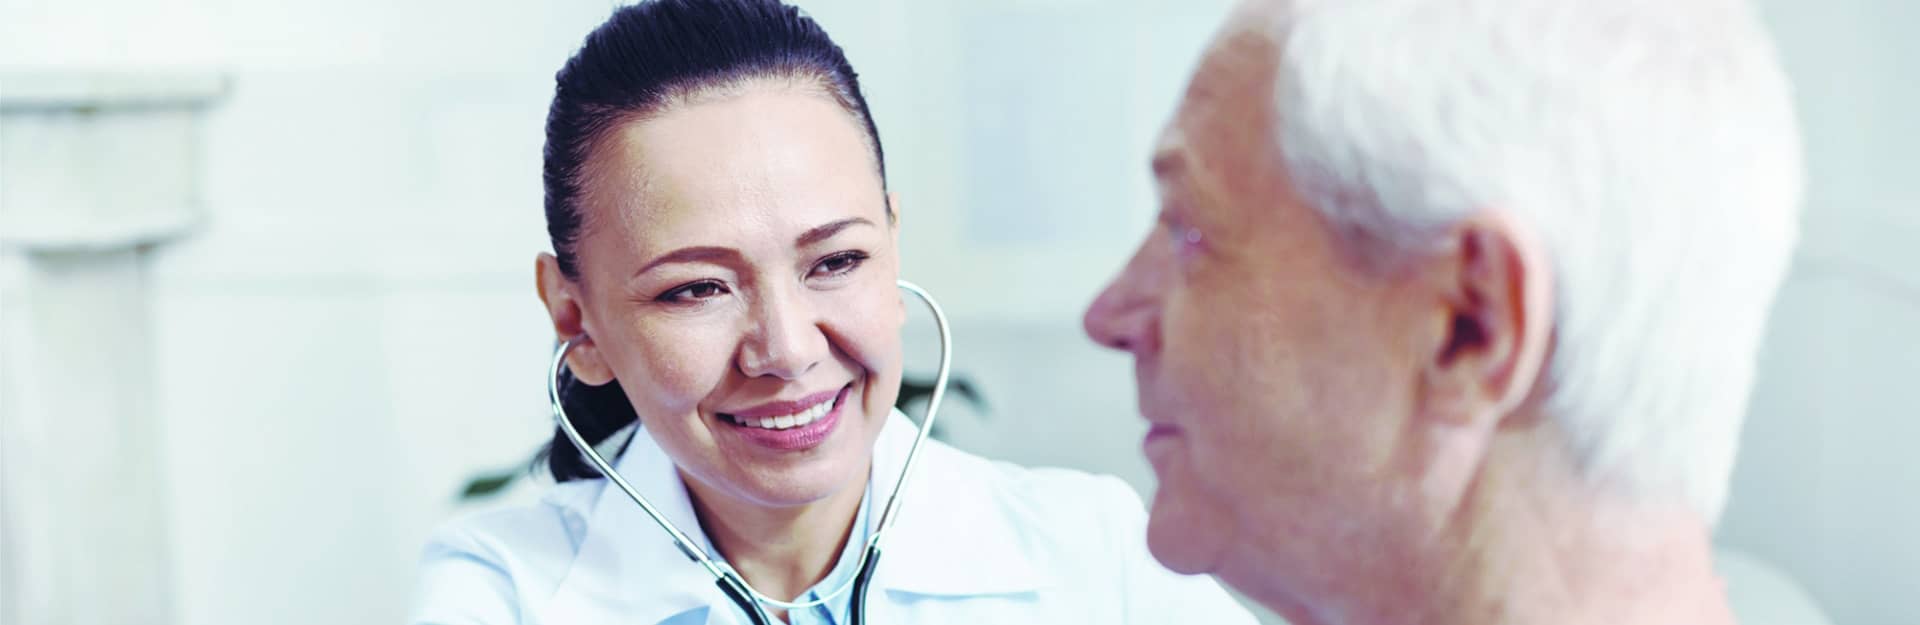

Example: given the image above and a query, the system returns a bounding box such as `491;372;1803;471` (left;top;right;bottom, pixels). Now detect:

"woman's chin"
731;455;870;508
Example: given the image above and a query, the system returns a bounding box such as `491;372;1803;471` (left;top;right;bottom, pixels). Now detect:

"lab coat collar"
864;410;1049;598
537;409;1047;625
536;421;724;625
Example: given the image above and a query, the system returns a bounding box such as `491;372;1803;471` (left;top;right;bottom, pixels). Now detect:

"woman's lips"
718;384;852;451
724;388;843;420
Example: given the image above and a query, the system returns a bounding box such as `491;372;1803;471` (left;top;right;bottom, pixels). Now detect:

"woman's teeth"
731;397;834;430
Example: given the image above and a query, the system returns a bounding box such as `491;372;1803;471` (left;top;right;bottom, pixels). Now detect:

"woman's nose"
738;286;828;380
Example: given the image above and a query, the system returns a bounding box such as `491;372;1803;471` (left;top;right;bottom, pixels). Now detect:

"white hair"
1274;0;1803;522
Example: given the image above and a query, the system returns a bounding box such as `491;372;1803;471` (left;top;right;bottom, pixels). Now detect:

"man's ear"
1416;210;1554;429
535;253;615;385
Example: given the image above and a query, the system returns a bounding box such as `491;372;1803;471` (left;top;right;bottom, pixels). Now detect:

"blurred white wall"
0;1;1912;624
1716;3;1920;625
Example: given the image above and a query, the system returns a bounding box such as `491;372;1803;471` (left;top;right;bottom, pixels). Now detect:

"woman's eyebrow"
630;217;876;280
632;246;741;279
796;217;875;247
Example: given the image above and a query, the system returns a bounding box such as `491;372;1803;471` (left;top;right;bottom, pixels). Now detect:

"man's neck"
683;465;868;606
1255;428;1739;625
1428;467;1743;625
1412;433;1736;625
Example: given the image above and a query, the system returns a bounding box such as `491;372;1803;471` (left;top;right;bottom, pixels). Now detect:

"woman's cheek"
625;318;736;416
841;283;906;410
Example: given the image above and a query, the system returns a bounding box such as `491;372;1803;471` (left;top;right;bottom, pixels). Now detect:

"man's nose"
1083;241;1164;354
739;286;827;380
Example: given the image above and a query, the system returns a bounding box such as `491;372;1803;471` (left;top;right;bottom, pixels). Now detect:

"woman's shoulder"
412;478;605;622
423;477;602;564
411;477;610;623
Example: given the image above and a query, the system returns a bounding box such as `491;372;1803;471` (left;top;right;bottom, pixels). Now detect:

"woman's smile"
715;383;858;451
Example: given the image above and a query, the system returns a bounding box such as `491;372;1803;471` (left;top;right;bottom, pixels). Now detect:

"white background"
0;0;1914;624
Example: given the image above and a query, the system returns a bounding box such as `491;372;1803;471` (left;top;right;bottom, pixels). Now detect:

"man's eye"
1166;223;1203;250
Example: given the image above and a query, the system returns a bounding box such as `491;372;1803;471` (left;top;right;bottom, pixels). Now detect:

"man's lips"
1142;421;1183;468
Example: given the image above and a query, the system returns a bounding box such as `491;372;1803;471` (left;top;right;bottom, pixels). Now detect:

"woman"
411;1;1257;623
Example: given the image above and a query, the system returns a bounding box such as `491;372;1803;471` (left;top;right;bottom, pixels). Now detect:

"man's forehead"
1156;3;1285;182
1190;1;1285;110
1185;35;1276;117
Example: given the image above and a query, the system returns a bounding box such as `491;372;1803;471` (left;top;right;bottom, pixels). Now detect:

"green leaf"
459;470;520;500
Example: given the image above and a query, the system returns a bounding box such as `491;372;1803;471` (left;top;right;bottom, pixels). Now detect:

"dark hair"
539;0;888;481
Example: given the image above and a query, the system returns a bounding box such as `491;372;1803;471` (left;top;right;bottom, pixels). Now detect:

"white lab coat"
411;410;1258;625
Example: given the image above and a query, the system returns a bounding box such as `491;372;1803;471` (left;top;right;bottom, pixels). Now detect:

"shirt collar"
539;410;1049;625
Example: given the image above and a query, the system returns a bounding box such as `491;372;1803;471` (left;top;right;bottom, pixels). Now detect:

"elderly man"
1082;1;1801;624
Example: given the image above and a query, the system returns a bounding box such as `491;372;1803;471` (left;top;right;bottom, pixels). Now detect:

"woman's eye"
657;281;729;304
810;251;869;278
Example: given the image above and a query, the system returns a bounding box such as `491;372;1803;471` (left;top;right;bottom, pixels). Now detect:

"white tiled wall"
2;1;1914;624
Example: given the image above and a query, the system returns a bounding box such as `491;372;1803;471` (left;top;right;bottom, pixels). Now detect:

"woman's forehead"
578;88;887;249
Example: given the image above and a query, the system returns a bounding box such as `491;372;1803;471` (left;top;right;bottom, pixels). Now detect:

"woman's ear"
535;253;616;385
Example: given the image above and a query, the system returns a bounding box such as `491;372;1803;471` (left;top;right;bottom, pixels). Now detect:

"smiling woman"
407;1;1258;624
539;83;904;513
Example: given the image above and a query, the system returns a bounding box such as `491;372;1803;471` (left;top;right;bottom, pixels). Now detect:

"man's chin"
1144;500;1227;575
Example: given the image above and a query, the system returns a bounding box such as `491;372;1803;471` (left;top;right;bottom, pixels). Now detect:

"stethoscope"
547;279;953;625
